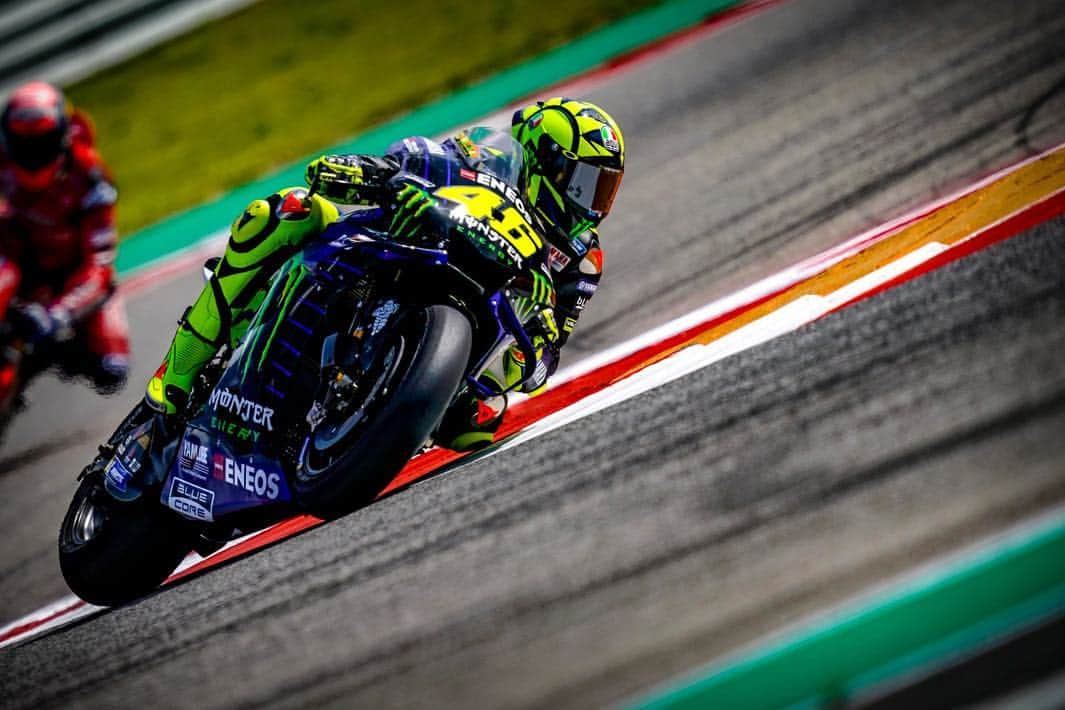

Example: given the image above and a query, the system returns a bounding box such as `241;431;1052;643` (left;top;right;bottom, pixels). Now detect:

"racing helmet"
511;97;624;238
1;82;70;190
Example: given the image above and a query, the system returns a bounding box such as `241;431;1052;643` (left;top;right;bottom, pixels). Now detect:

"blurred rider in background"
145;96;623;450
0;81;129;394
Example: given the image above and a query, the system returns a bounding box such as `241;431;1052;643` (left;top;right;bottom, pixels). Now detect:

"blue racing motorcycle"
58;128;553;606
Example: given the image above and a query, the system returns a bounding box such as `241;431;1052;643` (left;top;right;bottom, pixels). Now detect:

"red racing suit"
0;111;129;389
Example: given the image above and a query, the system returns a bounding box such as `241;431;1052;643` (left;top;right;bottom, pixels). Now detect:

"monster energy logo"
451;209;524;267
208;388;275;431
211;416;262;442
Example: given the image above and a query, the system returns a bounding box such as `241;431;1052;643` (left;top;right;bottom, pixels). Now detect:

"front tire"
59;473;194;606
295;304;472;515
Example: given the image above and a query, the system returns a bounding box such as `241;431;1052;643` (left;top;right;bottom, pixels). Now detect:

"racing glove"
13;303;73;344
304;154;398;205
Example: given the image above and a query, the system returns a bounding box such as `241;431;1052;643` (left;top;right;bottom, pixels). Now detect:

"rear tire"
59;473;194;607
295;304;472;515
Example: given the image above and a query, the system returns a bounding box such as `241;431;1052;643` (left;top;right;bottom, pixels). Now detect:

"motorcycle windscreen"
460;126;525;186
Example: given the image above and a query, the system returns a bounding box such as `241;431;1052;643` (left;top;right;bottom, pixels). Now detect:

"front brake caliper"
308;333;361;432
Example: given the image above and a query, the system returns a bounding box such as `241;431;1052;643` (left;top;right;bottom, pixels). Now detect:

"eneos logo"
213;453;281;500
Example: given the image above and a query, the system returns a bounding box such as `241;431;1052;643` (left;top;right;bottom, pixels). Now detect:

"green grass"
65;0;659;237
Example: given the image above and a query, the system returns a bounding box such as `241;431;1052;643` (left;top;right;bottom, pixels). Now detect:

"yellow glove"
305;155;370;204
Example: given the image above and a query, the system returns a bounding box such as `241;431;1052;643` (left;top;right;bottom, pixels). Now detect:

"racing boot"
146;187;340;416
435;388;507;452
433;327;558;452
432;355;507;452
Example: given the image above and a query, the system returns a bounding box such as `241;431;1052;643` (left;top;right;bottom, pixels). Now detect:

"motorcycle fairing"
156;221;446;522
161;424;291;521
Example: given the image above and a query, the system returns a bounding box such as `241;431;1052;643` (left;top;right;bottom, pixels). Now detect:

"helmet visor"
564;162;622;219
6;129;64;170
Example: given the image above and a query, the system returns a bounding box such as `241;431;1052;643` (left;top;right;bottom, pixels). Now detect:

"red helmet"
1;82;69;190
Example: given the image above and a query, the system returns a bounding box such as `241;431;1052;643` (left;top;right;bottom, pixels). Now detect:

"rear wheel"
295;304;472;515
59;473;194;606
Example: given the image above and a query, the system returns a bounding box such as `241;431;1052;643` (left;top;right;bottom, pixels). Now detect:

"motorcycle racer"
146;97;624;451
0;81;129;394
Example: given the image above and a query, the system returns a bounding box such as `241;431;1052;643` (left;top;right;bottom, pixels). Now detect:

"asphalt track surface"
2;0;1065;705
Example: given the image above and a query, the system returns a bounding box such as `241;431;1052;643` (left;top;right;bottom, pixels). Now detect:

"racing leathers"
0;111;130;393
147;134;604;450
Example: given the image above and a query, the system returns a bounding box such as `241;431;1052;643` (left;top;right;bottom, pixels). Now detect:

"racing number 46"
437;186;542;258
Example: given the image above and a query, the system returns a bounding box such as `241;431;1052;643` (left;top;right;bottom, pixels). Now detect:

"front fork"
305;292;404;431
466;290;540;399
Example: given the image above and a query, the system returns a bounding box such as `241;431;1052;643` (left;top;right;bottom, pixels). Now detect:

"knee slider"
312;193;340;228
275;188;338;218
231;197;276;245
232;189;341;245
227;189;321;259
271;188;340;246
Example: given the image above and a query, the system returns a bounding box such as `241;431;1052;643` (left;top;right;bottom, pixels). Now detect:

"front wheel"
295;304;472;515
59;473;194;606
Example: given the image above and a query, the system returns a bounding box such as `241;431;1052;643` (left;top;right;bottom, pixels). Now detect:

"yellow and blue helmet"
511;97;624;237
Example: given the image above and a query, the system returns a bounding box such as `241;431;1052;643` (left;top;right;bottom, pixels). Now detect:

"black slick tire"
295;304;472;516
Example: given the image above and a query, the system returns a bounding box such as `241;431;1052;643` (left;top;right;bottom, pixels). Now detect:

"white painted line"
494;242;950;455
0;525;276;649
0;596;98;650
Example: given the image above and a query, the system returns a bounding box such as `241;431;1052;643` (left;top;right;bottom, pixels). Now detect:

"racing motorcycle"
58;128;554;606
